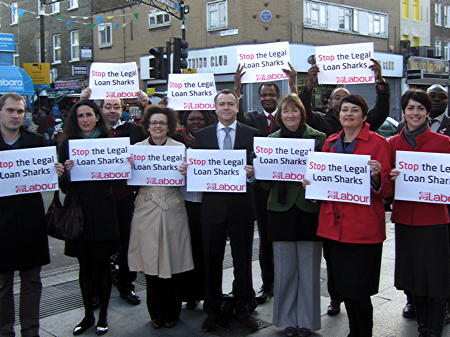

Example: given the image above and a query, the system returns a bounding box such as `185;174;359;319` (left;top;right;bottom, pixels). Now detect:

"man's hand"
234;64;246;97
137;90;149;108
80;87;91;100
282;62;298;94
369;58;383;82
244;164;254;178
305;65;319;91
54;162;64;176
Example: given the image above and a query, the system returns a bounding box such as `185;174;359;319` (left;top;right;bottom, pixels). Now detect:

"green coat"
265;125;326;213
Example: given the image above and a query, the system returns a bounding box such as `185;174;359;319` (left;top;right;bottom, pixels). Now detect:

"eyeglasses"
103;105;122;110
150;121;168;126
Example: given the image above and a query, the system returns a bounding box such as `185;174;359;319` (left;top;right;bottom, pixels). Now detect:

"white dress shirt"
216;120;237;149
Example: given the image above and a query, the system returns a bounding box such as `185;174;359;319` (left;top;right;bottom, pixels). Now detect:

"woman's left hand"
179;162;188;175
54;162;64;176
127;156;135;168
244;165;254;178
368;159;382;177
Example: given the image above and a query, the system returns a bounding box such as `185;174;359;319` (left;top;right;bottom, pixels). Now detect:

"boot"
413;295;428;337
427;298;446;337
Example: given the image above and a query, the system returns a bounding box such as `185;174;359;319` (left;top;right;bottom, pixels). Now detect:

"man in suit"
194;89;259;333
428;84;449;136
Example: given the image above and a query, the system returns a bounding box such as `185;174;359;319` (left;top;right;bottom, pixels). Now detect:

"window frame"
207;0;228;31
435;40;442;57
10;2;18;25
98;23;113;48
50;2;60;14
435;3;442;25
148;10;171;29
304;1;328;28
70;30;80;61
338;7;353;32
68;0;79;10
368;12;387;37
52;34;61;64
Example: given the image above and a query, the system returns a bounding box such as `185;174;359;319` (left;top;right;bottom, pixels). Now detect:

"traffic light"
173;38;188;73
149;47;166;79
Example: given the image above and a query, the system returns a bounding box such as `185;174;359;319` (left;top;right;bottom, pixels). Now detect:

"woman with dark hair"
59;100;120;336
390;89;450;337
127;105;193;329
265;94;326;337
309;94;392;337
172;110;215;310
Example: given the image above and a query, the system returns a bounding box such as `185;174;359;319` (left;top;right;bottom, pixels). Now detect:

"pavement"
13;219;450;337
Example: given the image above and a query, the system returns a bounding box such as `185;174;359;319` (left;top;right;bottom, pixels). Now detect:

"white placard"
253;137;315;182
127;145;185;186
69;138;131;181
89;62;139;99
305;152;371;205
236;41;291;83
167;73;216;111
394;151;450;204
186;149;247;192
0;146;58;197
316;42;375;85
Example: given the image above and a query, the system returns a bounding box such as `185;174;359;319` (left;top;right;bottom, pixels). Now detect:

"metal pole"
40;13;45;62
180;0;186;40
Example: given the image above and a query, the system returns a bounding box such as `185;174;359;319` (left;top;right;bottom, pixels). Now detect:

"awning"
0;66;34;96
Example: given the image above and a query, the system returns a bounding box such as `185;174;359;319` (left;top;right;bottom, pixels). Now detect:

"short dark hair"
0;93;26;110
181;110;216;127
275;93;306;129
258;82;280;98
213;89;239;106
61;100;109;143
339;94;369;117
401;88;432;113
141;105;178;136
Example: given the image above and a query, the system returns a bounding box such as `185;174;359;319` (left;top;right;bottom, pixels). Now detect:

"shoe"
164;320;177;328
73;316;95;335
297;327;312;337
151;317;163;329
92;296;100;310
236;314;258;332
327;299;341;316
402;302;416;319
120;290;141;305
255;288;273;305
96;317;108;335
186;300;199;310
284;327;297;337
201;314;217;332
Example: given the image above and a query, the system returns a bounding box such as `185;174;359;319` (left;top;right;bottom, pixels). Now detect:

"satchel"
46;191;84;241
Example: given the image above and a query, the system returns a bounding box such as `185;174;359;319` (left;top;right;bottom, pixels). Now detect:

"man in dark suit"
194;89;259;333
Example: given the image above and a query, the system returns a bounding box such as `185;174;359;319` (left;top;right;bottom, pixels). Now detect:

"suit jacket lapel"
210;123;220;149
234;122;245;149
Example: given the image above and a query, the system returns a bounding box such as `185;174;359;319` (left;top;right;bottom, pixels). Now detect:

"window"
368;13;386;37
148;10;171;28
13;53;19;67
50;2;60;14
435;3;442;25
413;36;420;47
10;2;18;25
53;34;61;63
68;0;79;10
207;0;228;30
435;40;442;57
304;1;327;28
338;8;353;32
444;6;450;27
37;0;45;15
402;0;409;19
444;43;449;60
70;30;80;61
413;0;420;21
98;23;112;48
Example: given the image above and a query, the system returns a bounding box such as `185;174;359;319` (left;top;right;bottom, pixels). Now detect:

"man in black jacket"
0;93;63;337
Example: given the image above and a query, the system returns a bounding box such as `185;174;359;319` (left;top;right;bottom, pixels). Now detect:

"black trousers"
253;184;274;292
344;297;373;337
116;193;137;294
145;274;182;323
202;218;254;316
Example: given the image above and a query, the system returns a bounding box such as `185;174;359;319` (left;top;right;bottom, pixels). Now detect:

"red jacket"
317;123;393;244
389;128;450;226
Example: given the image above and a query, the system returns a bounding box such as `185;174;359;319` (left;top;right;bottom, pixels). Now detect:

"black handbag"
46;191;84;241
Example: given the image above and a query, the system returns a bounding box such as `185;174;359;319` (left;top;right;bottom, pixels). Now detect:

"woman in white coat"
128;105;193;329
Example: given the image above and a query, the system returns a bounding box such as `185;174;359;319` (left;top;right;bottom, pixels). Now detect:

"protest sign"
253;137;315;182
69;137;131;181
305;152;371;205
89;62;139;99
186;149;247;192
127;145;185;186
394;151;450;204
0;146;58;197
167;73;216;111
316;42;375;85
236;41;290;83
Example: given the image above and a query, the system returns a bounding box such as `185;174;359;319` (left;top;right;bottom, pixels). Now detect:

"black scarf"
277;125;306;204
404;122;428;148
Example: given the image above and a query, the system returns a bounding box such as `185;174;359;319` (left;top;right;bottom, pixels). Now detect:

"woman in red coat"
390;89;450;337
312;94;392;337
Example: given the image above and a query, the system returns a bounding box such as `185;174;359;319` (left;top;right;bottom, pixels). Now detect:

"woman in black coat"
58;100;120;336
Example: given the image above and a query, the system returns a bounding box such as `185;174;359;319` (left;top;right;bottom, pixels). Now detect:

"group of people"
0;58;449;337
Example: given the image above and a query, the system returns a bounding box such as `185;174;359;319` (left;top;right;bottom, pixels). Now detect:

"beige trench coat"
128;137;193;279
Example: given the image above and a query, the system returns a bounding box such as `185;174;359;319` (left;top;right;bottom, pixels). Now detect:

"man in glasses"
80;88;147;306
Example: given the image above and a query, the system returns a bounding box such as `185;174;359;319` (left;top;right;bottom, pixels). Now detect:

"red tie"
267;113;275;134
